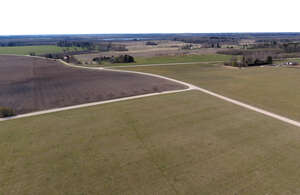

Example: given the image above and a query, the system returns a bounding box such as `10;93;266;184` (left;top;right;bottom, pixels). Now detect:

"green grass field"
80;54;232;67
0;45;82;55
3;55;300;194
123;63;300;121
2;91;300;194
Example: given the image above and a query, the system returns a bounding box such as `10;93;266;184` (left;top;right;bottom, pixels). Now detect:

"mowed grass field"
0;45;82;55
123;64;300;121
2;91;300;194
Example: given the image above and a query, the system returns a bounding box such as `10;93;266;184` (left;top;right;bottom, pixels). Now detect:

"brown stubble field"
0;55;185;114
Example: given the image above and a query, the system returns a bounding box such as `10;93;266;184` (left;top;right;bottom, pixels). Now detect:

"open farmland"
3;35;300;194
75;54;231;67
74;40;229;65
74;40;221;61
2;91;300;194
0;55;185;115
0;45;83;55
122;63;300;121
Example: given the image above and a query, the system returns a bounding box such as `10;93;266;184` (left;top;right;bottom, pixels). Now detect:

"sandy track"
0;88;191;121
104;65;300;128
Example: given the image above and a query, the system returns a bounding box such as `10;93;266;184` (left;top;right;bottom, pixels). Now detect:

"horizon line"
1;32;300;37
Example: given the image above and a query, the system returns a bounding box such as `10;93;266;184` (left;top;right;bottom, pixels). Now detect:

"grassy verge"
1;91;300;194
0;45;83;55
123;63;300;121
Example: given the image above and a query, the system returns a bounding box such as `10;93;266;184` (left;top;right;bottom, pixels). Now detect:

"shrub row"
0;107;15;118
92;55;135;64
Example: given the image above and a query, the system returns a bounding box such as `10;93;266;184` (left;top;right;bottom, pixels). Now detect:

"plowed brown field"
0;55;185;114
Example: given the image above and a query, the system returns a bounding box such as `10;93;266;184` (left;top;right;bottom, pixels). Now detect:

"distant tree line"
44;53;65;59
0;42;53;47
57;41;95;49
0;42;21;47
181;44;193;50
57;41;128;52
280;43;300;53
42;53;82;64
248;41;278;49
145;41;158;46
92;55;135;64
244;41;300;53
225;55;273;67
173;36;238;48
218;48;281;56
96;43;128;52
174;36;300;52
201;43;222;48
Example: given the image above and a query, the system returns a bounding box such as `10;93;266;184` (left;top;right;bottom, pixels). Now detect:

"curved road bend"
1;58;300;129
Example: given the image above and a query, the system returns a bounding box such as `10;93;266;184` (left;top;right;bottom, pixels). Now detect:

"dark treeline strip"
92;55;135;64
57;41;128;52
224;55;273;67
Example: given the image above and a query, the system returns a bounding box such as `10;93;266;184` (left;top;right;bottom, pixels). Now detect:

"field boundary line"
59;60;198;89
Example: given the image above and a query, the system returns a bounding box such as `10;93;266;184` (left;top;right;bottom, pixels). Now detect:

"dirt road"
2;57;300;129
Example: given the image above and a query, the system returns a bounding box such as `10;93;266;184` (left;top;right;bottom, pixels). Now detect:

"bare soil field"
0;55;185;115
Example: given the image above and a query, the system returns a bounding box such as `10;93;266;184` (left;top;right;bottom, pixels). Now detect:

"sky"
1;0;300;35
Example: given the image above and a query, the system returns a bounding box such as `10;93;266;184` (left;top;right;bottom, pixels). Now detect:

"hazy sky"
1;0;299;35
